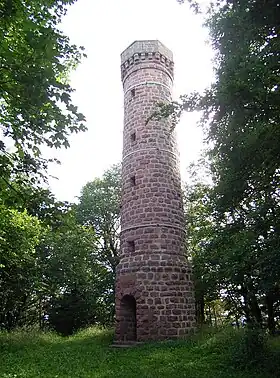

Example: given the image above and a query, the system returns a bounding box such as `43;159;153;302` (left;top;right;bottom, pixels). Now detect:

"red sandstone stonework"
115;40;196;342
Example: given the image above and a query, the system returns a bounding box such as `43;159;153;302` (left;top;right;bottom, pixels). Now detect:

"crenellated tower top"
120;40;174;83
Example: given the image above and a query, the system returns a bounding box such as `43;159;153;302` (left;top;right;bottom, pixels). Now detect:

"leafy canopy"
0;0;86;184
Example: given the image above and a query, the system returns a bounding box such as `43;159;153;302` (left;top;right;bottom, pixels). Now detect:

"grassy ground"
0;327;279;378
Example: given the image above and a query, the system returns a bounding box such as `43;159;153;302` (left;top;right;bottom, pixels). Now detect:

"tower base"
115;257;196;343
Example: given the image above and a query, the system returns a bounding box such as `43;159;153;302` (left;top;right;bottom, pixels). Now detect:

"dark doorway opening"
120;295;137;342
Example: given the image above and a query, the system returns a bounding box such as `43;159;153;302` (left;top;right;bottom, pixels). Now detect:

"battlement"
121;40;174;82
121;40;173;64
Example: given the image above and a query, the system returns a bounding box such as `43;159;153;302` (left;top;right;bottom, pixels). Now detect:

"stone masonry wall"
115;40;196;342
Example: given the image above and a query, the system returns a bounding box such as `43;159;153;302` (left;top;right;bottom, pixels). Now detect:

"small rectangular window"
128;240;135;253
130;175;136;186
130;132;136;142
131;88;136;97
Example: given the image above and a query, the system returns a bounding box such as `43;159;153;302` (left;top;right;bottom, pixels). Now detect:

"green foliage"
0;179;71;228
48;289;98;336
175;0;280;333
0;0;86;184
38;210;113;335
0;178;74;330
0;0;119;333
0;205;42;263
0;204;43;329
228;327;268;370
76;164;121;274
71;164;122;328
0;164;120;333
183;165;219;324
0;327;279;378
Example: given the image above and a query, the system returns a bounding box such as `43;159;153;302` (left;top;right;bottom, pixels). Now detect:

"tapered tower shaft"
115;40;195;342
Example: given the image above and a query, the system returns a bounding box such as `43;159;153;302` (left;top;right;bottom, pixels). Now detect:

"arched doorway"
120;295;137;342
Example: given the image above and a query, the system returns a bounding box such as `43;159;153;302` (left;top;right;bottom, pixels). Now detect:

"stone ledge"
110;341;144;348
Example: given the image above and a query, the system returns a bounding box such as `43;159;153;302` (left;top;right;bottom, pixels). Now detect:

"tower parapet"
121;40;174;83
115;40;196;343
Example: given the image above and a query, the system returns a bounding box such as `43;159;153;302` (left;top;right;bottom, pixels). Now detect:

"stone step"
110;341;144;348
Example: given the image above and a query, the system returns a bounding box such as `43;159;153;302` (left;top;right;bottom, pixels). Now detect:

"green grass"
0;327;279;378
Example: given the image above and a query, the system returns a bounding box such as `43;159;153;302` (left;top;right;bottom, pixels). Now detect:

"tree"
0;204;42;329
0;178;71;227
0;178;116;332
0;0;86;186
203;0;280;333
184;179;218;325
172;0;280;332
0;1;92;331
38;211;112;335
184;165;275;328
76;164;121;275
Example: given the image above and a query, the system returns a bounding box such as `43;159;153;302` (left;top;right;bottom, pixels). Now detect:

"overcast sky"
48;0;214;202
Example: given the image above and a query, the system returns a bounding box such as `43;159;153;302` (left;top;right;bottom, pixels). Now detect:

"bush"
47;290;96;336
228;326;268;370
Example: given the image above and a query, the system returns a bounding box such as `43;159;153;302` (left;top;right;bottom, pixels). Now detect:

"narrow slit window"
130;132;136;142
131;88;136;97
128;240;135;253
130;175;136;186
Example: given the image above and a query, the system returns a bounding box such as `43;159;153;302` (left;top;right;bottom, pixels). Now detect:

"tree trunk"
266;292;276;335
241;287;251;324
195;294;205;325
250;293;262;326
208;304;212;326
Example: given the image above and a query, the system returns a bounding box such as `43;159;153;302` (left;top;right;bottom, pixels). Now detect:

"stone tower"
115;40;196;343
